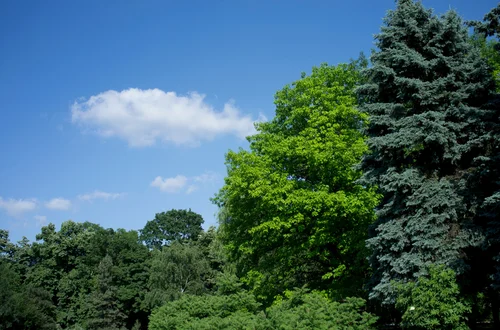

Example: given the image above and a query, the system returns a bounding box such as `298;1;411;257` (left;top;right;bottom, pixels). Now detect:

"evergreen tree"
84;255;126;330
357;0;494;305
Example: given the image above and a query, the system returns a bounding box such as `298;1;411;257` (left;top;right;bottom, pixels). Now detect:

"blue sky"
0;0;495;243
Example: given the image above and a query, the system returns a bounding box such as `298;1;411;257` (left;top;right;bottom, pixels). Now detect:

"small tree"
395;264;470;329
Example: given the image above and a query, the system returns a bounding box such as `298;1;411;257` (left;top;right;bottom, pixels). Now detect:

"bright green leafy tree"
395;264;470;330
214;62;379;303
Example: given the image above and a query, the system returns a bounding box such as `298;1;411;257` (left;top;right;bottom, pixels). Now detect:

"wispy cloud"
151;171;220;194
71;88;261;147
78;190;125;202
186;185;198;194
34;215;47;227
0;197;37;216
193;171;218;183
45;198;72;210
151;175;188;193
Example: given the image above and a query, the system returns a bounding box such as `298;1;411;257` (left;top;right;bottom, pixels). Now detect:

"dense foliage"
395;265;470;329
2;1;500;329
214;62;380;303
149;289;377;330
357;0;495;307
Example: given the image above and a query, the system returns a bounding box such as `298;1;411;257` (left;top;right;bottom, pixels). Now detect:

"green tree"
214;63;379;303
357;0;494;305
395;265;470;330
267;290;377;330
106;229;150;329
0;261;56;330
140;209;204;249
84;255;126;330
144;241;212;310
26;221;105;327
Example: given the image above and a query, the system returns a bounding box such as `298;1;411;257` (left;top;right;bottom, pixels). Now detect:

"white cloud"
151;175;188;193
45;198;72;210
71;88;259;147
78;190;125;202
34;215;47;227
0;197;37;216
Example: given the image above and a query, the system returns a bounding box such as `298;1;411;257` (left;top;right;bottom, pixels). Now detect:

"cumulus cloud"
0;197;37;216
71;89;260;147
45;198;72;210
34;215;47;227
78;190;125;202
151;175;188;193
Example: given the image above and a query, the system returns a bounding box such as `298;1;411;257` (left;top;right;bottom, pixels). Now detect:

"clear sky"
0;0;496;243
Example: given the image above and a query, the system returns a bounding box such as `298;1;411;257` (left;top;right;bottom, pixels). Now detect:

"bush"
395;264;470;329
149;289;377;330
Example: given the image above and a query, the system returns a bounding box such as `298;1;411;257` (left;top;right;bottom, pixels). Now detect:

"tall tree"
143;241;212;310
140;209;204;249
357;0;495;305
84;255;126;330
105;229;150;329
214;62;379;303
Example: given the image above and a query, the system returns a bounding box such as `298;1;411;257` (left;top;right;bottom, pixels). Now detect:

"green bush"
395;264;471;329
149;290;377;330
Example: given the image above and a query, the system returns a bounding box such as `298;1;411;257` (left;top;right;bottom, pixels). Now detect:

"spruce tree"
85;255;126;329
357;0;494;304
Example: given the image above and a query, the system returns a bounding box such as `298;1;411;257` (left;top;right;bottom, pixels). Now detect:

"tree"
105;229;150;329
395;265;470;330
357;0;495;305
26;221;105;327
143;241;212;310
140;209;204;249
84;255;126;330
468;4;500;90
0;261;56;330
214;62;379;303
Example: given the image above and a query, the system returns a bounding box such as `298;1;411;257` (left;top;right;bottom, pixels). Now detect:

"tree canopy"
214;62;379;303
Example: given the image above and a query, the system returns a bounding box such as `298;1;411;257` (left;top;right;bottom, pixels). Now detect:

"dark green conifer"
358;0;494;304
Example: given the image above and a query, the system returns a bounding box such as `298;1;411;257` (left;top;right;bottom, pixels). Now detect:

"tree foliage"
144;241;212;310
149;289;376;330
357;0;495;304
214;62;379;302
140;209;204;249
0;261;56;330
395;264;470;330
